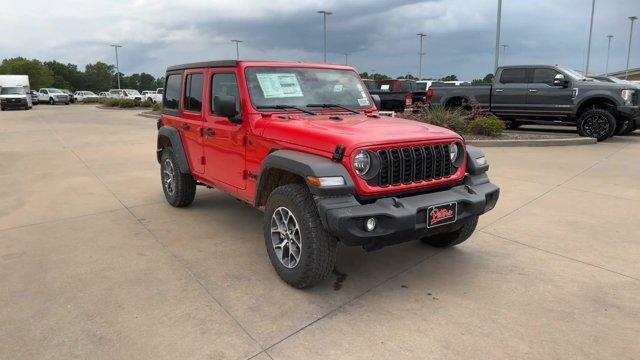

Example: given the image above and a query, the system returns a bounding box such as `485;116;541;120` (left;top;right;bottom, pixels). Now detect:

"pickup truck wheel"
160;147;196;207
264;183;337;288
577;109;616;141
49;98;55;105
420;216;478;248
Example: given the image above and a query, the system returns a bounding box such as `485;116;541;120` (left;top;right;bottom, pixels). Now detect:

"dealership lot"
1;106;639;359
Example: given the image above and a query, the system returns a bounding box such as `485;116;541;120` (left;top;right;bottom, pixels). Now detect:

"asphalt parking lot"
1;105;639;359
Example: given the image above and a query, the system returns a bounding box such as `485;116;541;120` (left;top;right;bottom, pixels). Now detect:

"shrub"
104;98;120;107
151;102;162;112
118;99;138;108
467;115;505;137
82;97;100;104
140;100;154;108
97;97;107;104
414;105;468;134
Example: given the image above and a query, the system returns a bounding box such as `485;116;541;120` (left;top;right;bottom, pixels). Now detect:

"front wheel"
420;217;478;248
160;147;196;207
49;98;55;105
577;109;616;141
264;183;337;288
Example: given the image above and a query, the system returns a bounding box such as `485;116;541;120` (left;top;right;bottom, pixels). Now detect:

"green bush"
104;98;120;107
118;99;138;108
414;105;468;134
140;100;154;108
82;97;100;104
97;97;107;104
151;102;162;112
467;115;505;137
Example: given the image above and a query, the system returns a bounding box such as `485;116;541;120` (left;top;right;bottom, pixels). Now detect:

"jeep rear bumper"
316;173;499;251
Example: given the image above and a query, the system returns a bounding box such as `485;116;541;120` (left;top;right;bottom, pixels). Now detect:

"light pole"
344;53;351;65
231;40;242;60
110;44;122;89
501;44;509;65
317;10;332;63
605;35;613;75
493;0;502;72
626;16;637;79
585;0;596;76
417;33;426;79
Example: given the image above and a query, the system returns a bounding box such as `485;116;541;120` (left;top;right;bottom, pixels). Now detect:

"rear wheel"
420;217;478;248
160;147;196;207
576;109;616;141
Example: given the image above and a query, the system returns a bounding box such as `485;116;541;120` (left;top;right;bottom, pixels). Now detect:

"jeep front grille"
375;144;454;187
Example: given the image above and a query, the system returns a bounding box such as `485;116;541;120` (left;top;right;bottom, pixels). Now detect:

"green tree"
438;74;459;81
84;62;114;93
483;73;494;83
0;57;54;89
397;74;416;80
45;61;85;91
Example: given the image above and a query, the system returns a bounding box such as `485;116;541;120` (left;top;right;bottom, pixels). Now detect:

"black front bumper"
617;105;640;127
1;101;28;109
316;173;499;250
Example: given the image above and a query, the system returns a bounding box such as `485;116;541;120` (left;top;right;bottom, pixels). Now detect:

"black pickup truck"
363;79;427;113
430;65;640;141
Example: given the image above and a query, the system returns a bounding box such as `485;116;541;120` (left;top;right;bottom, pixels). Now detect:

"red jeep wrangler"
156;60;499;288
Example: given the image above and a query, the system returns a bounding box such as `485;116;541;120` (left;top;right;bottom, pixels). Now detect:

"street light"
605;35;613;76
110;44;122;89
501;44;509;65
493;0;502;72
231;39;242;60
417;33;427;79
317;10;332;63
585;0;596;76
344;53;351;65
625;16;637;80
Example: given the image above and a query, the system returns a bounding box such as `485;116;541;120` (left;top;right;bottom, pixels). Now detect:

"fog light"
365;217;376;232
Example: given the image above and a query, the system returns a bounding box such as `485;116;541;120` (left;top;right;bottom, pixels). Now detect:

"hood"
577;80;633;90
261;113;462;154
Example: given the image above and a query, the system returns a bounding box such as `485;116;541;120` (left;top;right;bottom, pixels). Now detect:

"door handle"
180;123;190;130
495;89;504;92
202;128;215;137
529;89;538;93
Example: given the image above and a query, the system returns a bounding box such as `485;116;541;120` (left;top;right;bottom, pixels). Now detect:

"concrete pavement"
1;105;639;359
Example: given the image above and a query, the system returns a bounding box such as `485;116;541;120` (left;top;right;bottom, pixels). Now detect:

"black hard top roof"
166;60;238;72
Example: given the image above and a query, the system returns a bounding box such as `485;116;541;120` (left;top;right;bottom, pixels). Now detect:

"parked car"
74;91;99;102
156;60;500;288
142;88;163;103
367;79;428;112
0;75;33;109
98;91;110;98
38;88;70;105
429;65;640;141
61;89;75;103
29;90;39;105
109;89;143;100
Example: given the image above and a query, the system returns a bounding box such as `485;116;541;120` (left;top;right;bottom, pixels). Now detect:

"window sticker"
357;98;370;106
256;73;304;98
333;84;344;92
380;84;390;91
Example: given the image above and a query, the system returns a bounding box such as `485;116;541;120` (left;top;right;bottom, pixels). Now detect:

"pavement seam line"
481;230;640;282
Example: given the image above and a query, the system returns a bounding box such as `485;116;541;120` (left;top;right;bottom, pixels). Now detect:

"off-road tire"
264;183;337;288
420;216;478;248
577;109;616;141
160;147;196;207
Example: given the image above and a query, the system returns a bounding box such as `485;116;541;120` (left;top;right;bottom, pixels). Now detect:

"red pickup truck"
157;60;499;288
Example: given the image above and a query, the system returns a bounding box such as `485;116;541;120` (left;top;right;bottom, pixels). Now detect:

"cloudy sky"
2;0;638;79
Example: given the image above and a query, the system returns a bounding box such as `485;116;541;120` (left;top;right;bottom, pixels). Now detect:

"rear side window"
183;73;203;112
211;73;240;114
499;69;527;84
164;74;182;111
531;68;561;85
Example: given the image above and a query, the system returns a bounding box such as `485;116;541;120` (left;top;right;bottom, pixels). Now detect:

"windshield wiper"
306;103;360;114
256;105;316;115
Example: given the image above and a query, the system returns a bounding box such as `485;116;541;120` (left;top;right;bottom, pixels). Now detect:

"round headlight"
449;142;464;166
353;151;371;176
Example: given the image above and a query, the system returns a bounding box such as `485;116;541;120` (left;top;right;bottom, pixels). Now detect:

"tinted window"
500;68;527;84
532;68;561;85
164;74;182;110
183;73;203;112
400;81;413;92
211;73;240;114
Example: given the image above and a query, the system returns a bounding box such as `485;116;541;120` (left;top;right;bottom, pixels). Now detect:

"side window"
400;81;412;92
211;73;240;114
163;73;182;111
532;68;561;86
183;73;203;113
499;69;527;84
41;89;48;94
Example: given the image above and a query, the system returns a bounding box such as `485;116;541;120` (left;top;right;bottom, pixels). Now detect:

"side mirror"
371;94;382;110
553;74;568;87
213;95;241;123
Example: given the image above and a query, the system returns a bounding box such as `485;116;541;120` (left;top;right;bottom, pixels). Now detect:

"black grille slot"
389;149;402;185
378;150;389;186
423;146;434;180
442;145;452;175
412;147;423;182
375;143;454;187
433;145;443;178
401;148;413;183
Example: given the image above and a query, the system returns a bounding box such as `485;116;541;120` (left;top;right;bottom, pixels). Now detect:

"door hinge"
201;156;206;165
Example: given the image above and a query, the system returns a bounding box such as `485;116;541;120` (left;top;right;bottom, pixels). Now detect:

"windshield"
1;87;25;95
558;67;585;80
85;91;97;95
125;89;140;95
245;67;372;110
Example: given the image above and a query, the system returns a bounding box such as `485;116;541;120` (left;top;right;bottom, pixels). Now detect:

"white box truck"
0;75;33;110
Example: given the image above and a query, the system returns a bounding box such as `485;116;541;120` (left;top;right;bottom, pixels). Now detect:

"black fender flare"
156;126;190;174
465;145;489;175
255;150;355;206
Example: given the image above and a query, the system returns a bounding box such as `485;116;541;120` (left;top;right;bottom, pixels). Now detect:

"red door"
202;69;246;190
179;70;206;174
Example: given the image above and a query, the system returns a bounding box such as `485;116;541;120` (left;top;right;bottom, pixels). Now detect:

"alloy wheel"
582;113;610;138
270;207;302;268
163;159;175;196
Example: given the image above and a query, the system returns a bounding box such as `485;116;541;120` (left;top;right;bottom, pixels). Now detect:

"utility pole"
110;44;122;89
585;0;596;76
317;10;332;63
493;0;502;72
626;16;637;79
501;44;509;65
417;33;427;79
231;40;242;60
344;53;351;65
605;35;613;75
